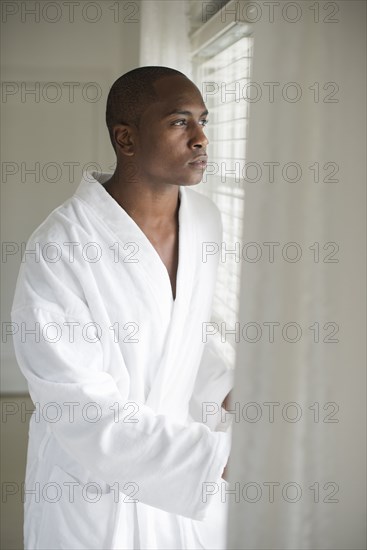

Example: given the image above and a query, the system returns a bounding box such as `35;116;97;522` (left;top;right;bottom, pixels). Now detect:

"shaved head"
106;66;186;150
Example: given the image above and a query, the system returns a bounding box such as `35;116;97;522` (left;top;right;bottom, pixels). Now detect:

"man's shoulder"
26;194;89;246
27;172;112;246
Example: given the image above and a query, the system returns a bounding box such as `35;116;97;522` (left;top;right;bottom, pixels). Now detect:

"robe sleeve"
189;337;234;432
11;249;230;521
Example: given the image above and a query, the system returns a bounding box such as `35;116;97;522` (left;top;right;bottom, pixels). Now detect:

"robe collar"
75;172;194;310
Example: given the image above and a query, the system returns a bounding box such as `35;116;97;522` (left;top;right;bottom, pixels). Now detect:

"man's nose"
190;124;209;149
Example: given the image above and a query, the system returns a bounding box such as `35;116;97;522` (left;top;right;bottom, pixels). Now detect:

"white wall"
1;0;141;392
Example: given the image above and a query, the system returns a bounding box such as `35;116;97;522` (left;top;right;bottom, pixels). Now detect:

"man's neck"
103;171;179;230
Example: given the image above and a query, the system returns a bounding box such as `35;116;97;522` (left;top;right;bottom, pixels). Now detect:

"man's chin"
180;174;206;187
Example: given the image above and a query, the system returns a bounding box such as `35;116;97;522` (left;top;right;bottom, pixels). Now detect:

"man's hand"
222;390;232;411
222;463;228;481
221;391;232;480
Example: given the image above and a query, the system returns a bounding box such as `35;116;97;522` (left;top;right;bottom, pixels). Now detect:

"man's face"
133;75;209;187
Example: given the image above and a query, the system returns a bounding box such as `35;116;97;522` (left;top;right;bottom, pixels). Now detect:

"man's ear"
113;125;135;156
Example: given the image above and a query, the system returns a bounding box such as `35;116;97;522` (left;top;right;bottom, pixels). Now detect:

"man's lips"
188;155;208;168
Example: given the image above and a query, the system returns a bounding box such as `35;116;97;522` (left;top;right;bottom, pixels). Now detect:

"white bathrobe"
11;171;233;550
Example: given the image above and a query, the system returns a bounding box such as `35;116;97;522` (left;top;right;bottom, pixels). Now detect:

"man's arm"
12;303;230;520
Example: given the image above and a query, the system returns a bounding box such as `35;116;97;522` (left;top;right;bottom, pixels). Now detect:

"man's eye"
171;119;209;127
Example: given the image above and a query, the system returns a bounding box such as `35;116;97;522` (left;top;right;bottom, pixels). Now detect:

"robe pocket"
36;464;118;550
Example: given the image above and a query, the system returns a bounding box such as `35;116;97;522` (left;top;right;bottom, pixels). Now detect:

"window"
190;1;254;369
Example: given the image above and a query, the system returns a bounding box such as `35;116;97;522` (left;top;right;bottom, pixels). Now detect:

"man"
12;66;233;550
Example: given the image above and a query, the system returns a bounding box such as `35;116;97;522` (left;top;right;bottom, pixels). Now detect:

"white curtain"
227;2;366;549
139;0;192;77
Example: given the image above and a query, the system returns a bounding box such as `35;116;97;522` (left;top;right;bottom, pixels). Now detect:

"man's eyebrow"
164;109;209;118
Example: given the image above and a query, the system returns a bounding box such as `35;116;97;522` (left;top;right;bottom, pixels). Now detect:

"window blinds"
192;10;253;369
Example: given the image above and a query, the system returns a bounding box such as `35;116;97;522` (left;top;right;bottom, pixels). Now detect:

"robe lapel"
75;172;174;323
145;185;197;418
